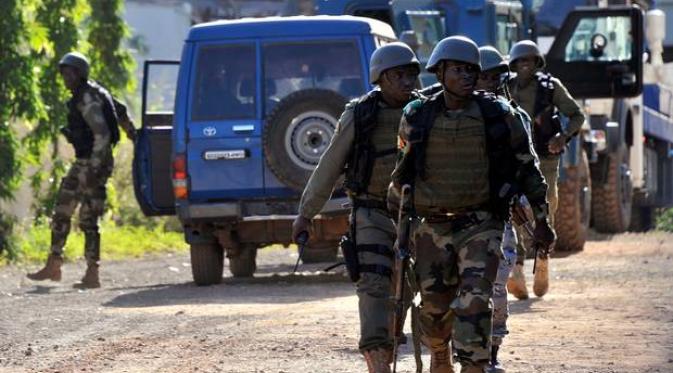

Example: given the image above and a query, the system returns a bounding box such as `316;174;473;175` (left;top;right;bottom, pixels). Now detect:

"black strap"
358;264;392;277
357;244;393;258
352;199;388;211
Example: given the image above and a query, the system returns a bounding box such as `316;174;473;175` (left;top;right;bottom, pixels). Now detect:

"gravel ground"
1;231;672;372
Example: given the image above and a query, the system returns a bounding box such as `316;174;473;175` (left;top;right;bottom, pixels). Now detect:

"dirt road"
1;232;672;373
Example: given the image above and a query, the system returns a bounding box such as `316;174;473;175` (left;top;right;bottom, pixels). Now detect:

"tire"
592;146;633;233
629;206;655;232
264;89;348;191
190;242;224;286
228;247;257;278
555;151;591;251
301;241;339;264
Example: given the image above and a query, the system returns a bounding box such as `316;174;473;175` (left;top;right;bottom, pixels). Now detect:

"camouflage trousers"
50;158;113;262
353;206;398;351
492;222;517;346
517;156;558;263
413;211;504;366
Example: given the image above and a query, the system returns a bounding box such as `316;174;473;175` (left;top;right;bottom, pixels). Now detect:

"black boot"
486;346;505;373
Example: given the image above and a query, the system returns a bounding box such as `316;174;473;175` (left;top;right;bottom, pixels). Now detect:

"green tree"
0;0;45;255
87;0;135;96
25;0;86;220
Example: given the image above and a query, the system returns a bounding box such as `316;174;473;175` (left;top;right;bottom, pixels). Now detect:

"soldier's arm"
113;97;137;141
298;105;355;219
79;91;112;169
552;77;585;138
508;109;549;220
388;106;419;213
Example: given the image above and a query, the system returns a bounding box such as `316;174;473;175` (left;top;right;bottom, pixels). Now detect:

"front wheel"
228;247;257;278
592;146;633;233
555;151;591;251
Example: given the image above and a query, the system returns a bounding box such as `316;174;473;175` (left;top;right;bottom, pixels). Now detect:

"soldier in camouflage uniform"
506;40;586;299
475;46;533;373
292;43;420;373
27;52;137;289
388;36;555;373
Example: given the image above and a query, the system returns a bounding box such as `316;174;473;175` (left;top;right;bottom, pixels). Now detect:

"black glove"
533;218;556;251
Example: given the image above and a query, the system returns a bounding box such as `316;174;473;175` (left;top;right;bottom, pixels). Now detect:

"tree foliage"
25;0;86;219
1;0;135;255
0;0;45;255
87;0;135;96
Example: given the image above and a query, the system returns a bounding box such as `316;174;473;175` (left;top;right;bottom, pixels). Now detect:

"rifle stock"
391;184;412;373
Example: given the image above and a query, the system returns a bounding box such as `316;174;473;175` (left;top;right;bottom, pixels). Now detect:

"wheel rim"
284;111;337;171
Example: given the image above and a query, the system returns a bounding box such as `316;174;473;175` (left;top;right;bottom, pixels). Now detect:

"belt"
424;211;482;231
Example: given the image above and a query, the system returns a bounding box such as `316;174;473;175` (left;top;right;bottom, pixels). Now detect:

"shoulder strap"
405;92;443;180
533;71;555;116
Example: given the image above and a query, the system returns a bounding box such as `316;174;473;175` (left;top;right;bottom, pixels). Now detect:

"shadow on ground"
103;271;353;309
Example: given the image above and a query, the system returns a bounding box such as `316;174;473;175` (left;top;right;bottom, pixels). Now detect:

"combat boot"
506;264;528;300
486;346;505;373
27;254;63;281
362;348;391;373
430;347;455;373
533;257;549;297
73;260;100;289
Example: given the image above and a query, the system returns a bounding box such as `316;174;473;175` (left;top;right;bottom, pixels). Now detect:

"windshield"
191;43;257;121
263;40;364;113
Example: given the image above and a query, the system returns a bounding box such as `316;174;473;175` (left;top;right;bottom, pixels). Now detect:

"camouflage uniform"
390;92;549;368
298;96;407;353
492;222;517;346
50;80;123;262
508;74;584;240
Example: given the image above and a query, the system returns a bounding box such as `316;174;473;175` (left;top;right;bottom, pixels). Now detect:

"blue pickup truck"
133;16;397;285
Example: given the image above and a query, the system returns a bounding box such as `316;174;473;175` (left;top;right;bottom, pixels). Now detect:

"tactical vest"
402;91;519;219
64;81;119;159
413;105;490;213
344;91;404;199
531;72;562;157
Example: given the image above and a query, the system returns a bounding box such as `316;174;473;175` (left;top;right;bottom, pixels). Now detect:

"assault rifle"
391;184;413;373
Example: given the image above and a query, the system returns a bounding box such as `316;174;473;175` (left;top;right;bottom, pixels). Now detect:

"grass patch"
8;220;187;264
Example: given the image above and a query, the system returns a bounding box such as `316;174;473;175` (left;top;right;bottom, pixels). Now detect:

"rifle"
391;184;413;373
292;231;309;274
511;199;550;274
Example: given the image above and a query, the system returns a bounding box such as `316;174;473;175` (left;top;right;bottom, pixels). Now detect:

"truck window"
263;40;364;111
191;44;256;121
405;11;444;64
145;63;179;116
496;14;520;54
564;16;633;62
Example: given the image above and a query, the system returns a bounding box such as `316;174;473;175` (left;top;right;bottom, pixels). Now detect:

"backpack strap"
473;92;520;218
533;71;555;117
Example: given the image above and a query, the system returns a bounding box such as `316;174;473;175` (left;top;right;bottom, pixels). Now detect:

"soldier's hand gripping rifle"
511;199;554;273
391;184;413;373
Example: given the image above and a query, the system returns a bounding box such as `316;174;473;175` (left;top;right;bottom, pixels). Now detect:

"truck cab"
133;16;397;285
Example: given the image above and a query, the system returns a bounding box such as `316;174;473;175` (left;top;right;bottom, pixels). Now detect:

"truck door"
545;6;644;99
185;42;265;200
133;60;179;216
